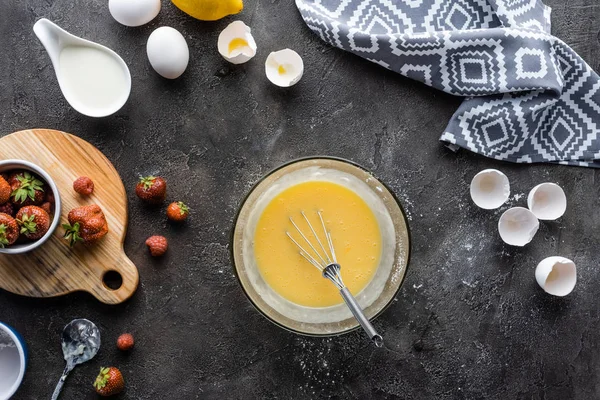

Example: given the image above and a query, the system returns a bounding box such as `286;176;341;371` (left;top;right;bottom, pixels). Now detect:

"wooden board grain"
0;129;138;304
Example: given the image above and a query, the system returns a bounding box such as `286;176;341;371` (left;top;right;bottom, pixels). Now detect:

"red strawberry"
16;206;50;241
45;190;55;204
166;201;189;222
63;204;108;246
0;176;10;204
73;176;94;196
0;202;14;216
0;213;19;248
145;235;168;256
9;171;45;207
135;176;166;204
40;202;52;215
93;367;124;397
116;333;134;351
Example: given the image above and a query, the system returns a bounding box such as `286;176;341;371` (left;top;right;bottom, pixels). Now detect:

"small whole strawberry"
0;202;14;216
0;213;19;248
63;204;109;246
16;206;50;241
9;171;45;207
73;176;94;196
40;202;52;215
117;333;134;351
0;176;11;204
145;235;168;256
94;367;124;397
135;176;166;204
45;190;55;204
166;201;189;222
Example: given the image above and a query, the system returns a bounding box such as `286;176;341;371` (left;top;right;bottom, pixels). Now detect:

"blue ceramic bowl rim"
0;322;27;399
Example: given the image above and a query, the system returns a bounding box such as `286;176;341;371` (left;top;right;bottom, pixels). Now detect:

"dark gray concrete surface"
1;0;599;399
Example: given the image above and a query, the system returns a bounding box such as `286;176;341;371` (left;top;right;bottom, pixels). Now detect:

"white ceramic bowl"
0;159;62;254
0;322;27;399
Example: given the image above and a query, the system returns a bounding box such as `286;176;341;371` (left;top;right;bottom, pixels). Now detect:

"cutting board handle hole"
102;270;123;291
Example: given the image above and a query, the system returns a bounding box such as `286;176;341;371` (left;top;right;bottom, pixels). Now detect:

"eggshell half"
470;169;510;210
527;183;567;221
218;21;257;64
498;207;539;246
147;27;189;79
535;256;576;296
265;49;304;87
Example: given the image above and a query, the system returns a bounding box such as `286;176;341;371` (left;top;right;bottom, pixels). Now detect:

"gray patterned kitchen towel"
296;0;600;167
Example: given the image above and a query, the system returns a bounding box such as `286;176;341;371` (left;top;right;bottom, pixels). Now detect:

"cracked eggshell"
218;21;256;64
498;207;539;246
147;27;189;79
109;0;161;27
535;256;576;296
265;49;304;87
527;183;566;221
470;169;510;209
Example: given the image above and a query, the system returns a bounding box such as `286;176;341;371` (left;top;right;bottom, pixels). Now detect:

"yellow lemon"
172;0;243;21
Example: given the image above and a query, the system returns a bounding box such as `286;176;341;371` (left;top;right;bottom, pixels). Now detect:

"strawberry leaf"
63;222;83;247
139;176;156;190
17;213;37;234
177;201;189;215
0;224;8;248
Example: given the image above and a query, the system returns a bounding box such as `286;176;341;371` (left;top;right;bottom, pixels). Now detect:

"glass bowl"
231;157;410;336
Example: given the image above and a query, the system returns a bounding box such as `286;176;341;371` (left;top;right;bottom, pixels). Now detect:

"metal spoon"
51;319;101;400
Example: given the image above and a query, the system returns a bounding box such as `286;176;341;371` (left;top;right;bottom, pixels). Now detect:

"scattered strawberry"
63;204;108;246
117;333;134;351
93;367;124;397
16;206;50;241
0;176;11;204
145;235;168;256
73;176;94;196
135;176;166;204
0;213;19;248
0;202;14;216
166;201;189;222
9;171;45;207
40;202;52;215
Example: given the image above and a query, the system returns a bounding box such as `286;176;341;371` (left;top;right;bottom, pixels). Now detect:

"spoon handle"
51;365;71;400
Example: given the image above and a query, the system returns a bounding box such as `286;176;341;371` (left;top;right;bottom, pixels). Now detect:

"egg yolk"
253;181;382;308
228;38;249;54
278;65;287;75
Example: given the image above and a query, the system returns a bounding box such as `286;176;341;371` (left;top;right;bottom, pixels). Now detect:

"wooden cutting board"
0;129;138;304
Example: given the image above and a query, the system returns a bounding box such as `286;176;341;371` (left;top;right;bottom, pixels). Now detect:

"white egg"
109;0;161;27
265;49;304;87
535;256;576;296
147;27;189;79
218;21;257;64
470;169;510;209
498;207;539;246
527;182;566;221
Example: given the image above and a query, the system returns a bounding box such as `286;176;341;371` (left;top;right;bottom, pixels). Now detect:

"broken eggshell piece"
470;169;510;209
535;256;576;296
498;207;539;246
218;21;256;64
265;49;304;87
527;183;567;221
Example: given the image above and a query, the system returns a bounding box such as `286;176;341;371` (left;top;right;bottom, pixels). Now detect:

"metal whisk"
287;211;383;347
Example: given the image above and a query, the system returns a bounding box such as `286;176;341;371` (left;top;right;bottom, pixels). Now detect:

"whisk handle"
340;287;383;347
